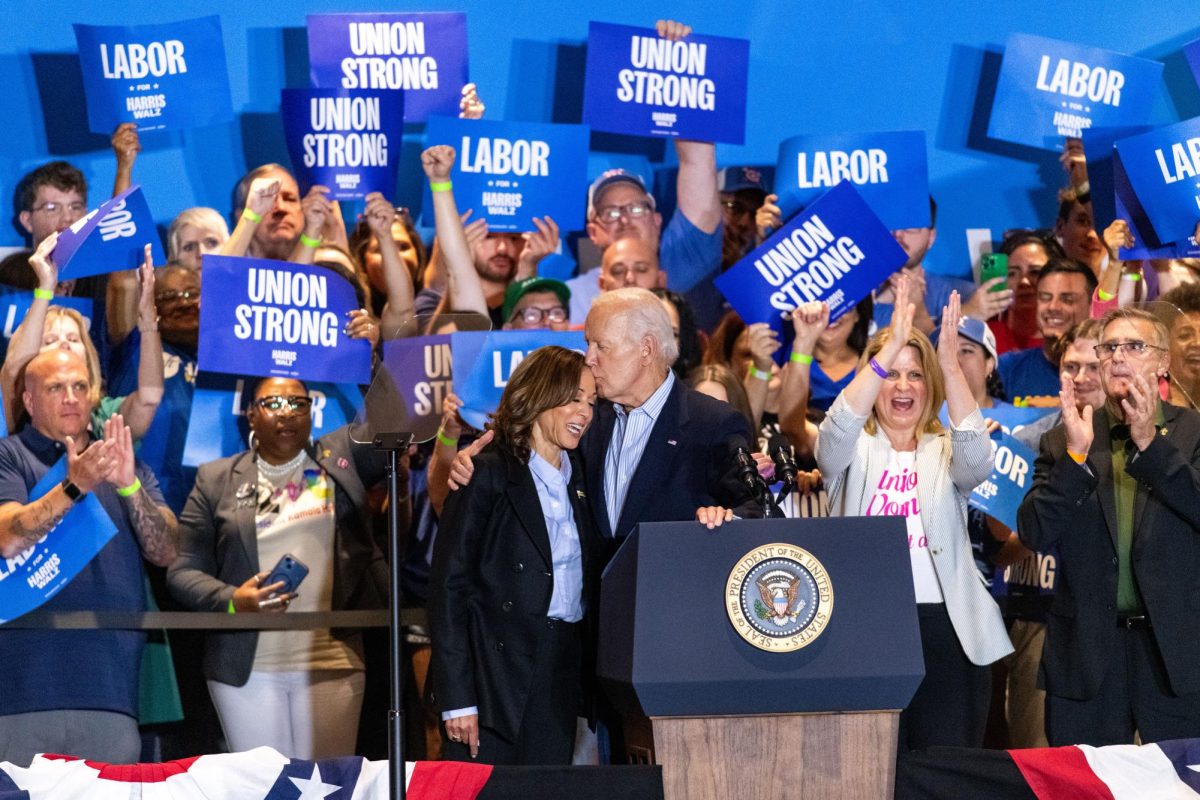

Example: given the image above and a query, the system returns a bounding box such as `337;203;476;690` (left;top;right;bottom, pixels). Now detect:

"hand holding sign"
247;178;281;220
29;231;59;293
459;83;485;119
1059;376;1094;457
1102;218;1134;259
656;19;692;41
756;194;782;242
362;192;397;238
300;185;335;243
111;123;141;178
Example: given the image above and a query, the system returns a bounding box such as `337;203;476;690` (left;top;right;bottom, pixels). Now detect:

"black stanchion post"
375;432;413;800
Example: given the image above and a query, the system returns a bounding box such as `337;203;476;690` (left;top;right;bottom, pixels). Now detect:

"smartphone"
980;252;1009;292
265;553;309;596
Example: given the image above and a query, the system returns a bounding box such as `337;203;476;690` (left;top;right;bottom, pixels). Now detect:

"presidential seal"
726;543;833;652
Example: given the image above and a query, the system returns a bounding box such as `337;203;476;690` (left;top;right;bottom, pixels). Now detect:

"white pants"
208;669;365;759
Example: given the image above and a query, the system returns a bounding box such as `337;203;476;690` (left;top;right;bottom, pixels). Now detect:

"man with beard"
1018;308;1200;746
997;259;1096;407
109;266;200;514
415;230;526;329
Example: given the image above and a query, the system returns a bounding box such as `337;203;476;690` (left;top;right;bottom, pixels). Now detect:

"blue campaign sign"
451;330;586;430
0;289;93;343
582;21;749;145
197;255;372;385
181;372;363;467
380;335;452;443
423;116;590;233
968;432;1036;530
987;33;1162;151
1114;117;1200;246
1186;38;1200;92
281;88;405;200
307;12;468;123
51;186;164;280
0;459;117;624
775;131;930;230
73;16;233;134
714;181;906;365
938;402;1055;440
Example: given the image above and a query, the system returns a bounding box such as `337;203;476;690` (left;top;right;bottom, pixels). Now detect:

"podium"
598;518;923;800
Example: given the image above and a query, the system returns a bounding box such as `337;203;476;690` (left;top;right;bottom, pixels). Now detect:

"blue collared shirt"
604;370;675;535
528;451;584;623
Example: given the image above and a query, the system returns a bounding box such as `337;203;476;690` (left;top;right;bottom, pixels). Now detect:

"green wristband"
790;351;814;365
33;288;53;301
299;233;321;249
1097;288;1115;302
1122;272;1141;282
116;477;141;497
747;364;771;381
436;430;459;448
241;208;263;224
430;181;453;193
228;599;236;614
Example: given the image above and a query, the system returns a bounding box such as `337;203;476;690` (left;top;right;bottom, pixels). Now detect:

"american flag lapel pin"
667;439;677;446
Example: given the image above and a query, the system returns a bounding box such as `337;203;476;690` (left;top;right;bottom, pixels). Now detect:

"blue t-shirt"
997;347;1060;407
873;272;976;329
0;426;164;717
109;331;197;515
809;362;855;413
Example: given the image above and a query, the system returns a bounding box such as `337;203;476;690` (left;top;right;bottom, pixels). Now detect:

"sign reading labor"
73;16;233;134
181;373;362;467
715;182;906;365
51;185;165;280
0;459;118;624
967;431;1036;530
281;88;404;200
451;330;586;429
197;255;372;385
582;21;749;144
775;131;930;229
988;33;1162;150
1113;117;1200;246
423;116;590;232
307;12;468;123
379;334;453;442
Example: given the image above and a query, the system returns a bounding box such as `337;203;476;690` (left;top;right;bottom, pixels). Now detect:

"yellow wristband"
1097;288;1114;302
299;233;321;249
116;477;141;497
436;430;459;448
1122;272;1141;282
241;208;262;224
228;599;236;614
790;351;813;365
747;364;771;381
1067;449;1087;464
430;181;452;193
33;288;53;301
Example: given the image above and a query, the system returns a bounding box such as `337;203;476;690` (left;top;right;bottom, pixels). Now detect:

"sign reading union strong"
726;543;833;652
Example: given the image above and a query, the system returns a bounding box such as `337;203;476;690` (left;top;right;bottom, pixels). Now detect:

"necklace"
256;449;307;479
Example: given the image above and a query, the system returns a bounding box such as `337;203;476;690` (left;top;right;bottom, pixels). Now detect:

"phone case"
265;553;309;596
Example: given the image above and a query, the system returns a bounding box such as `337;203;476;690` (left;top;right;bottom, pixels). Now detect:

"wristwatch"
59;477;85;503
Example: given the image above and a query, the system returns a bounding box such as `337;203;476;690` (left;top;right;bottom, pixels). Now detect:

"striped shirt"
604;370;675;535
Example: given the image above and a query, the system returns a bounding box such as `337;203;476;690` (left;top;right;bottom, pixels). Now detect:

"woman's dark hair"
247;376;311;403
1000;229;1066;261
488;346;587;463
652;288;702;378
704;310;747;367
349;209;428;297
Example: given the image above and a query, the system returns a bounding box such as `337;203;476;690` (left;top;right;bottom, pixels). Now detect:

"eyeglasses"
1093;340;1165;360
155;290;199;305
512;306;568;325
255;395;313;414
721;199;757;216
593;202;652;225
31;201;86;217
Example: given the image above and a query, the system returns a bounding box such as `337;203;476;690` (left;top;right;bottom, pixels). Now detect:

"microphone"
734;447;762;493
769;436;798;487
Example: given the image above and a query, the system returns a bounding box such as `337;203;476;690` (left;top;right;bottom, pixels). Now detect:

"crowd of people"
0;15;1198;779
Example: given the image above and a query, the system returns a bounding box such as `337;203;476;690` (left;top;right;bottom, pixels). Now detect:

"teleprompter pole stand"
375;432;414;800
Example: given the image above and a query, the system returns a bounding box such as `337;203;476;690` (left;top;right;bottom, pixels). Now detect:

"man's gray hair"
590;287;679;367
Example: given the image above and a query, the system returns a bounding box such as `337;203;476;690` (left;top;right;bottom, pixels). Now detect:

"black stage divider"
479;766;662;800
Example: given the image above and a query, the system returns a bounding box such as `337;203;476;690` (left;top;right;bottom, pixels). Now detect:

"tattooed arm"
0;491;74;558
106;414;178;567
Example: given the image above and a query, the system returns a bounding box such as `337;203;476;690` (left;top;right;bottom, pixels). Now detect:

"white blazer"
816;394;1014;666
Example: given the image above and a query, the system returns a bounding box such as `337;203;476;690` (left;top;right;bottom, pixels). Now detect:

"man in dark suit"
1018;307;1200;746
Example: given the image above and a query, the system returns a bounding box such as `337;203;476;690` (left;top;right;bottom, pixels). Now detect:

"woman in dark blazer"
167;376;390;759
430;345;600;765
